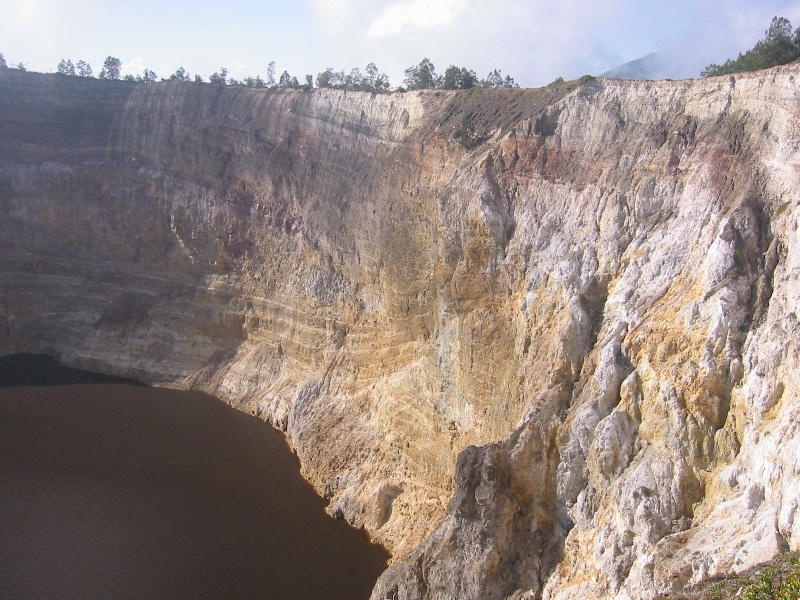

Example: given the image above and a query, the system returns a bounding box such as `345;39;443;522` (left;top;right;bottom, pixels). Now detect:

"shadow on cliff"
0;353;144;387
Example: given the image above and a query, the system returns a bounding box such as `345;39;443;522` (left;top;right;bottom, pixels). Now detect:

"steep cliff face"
1;67;799;600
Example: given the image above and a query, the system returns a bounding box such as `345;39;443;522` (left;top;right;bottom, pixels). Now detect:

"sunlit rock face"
1;65;799;600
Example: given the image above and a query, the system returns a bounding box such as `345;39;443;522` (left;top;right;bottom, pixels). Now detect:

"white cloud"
309;0;356;31
224;60;248;78
368;0;469;37
121;57;148;77
3;0;52;23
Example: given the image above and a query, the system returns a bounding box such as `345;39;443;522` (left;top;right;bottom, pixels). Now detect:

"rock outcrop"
1;66;799;600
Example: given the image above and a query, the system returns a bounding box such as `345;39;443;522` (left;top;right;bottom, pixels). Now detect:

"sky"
2;0;800;87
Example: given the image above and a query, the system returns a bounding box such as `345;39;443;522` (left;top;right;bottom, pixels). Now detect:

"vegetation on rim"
660;553;800;600
702;16;800;77
2;53;519;93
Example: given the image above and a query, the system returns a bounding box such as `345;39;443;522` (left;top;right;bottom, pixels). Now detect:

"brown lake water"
0;356;389;600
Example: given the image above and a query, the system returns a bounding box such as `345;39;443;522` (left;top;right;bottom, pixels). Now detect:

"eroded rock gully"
1;66;799;600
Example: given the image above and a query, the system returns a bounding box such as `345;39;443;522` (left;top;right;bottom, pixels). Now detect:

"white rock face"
1;66;799;600
371;68;800;599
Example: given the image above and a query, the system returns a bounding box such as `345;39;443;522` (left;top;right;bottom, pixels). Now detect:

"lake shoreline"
0;354;389;600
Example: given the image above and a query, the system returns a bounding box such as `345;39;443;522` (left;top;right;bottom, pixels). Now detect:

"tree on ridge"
702;15;800;76
209;67;228;85
76;60;93;77
99;56;122;80
404;57;438;89
170;67;190;81
57;59;76;76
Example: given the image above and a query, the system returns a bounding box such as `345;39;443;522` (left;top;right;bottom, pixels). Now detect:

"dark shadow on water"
0;353;144;387
0;354;389;600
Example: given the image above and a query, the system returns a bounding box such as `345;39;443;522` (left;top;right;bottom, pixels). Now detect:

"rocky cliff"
1;66;799;600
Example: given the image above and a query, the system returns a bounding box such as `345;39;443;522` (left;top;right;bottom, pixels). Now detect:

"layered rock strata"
1;66;799;599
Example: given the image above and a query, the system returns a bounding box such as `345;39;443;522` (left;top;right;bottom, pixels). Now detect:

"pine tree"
702;16;800;76
316;68;338;88
443;65;478;89
99;56;122;80
209;67;228;85
170;67;190;81
345;67;363;90
480;68;517;88
364;62;390;91
57;59;76;76
76;60;93;77
139;69;157;83
403;58;439;90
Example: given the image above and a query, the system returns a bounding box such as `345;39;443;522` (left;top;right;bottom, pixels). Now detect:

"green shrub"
741;557;800;600
702;16;800;76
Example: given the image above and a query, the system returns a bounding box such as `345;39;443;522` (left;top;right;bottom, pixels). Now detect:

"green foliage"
170;67;190;81
702;16;800;76
404;57;439;90
364;62;390;91
453;113;482;149
139;69;158;83
462;86;482;100
243;75;265;87
14;51;520;93
740;557;800;600
442;65;478;89
99;56;121;80
269;69;301;89
316;63;390;91
123;69;157;83
786;559;800;599
344;67;362;89
76;60;92;77
403;59;519;91
315;68;337;88
209;67;227;85
57;59;75;76
481;68;518;88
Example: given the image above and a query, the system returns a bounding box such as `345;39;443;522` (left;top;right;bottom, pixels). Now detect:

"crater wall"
1;67;799;599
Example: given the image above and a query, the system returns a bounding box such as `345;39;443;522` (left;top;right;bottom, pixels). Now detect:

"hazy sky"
2;0;800;86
